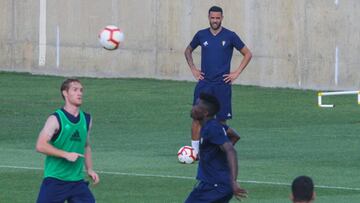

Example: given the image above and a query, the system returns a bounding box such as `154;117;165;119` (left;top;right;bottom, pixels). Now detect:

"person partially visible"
185;93;247;203
36;78;99;203
291;176;316;203
185;5;252;154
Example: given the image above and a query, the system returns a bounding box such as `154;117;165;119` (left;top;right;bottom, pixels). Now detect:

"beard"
210;21;221;30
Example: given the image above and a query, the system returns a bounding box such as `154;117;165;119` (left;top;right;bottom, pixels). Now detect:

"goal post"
317;91;360;108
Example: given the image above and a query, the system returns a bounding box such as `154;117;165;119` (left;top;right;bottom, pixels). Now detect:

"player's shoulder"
51;110;61;122
205;119;223;130
203;120;227;139
222;27;238;36
196;28;210;35
82;111;91;118
81;110;91;124
45;113;60;130
48;113;59;122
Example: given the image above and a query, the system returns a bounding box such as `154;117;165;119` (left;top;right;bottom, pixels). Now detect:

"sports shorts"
185;181;233;203
193;80;232;120
36;177;95;203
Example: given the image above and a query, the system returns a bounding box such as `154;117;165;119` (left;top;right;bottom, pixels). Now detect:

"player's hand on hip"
223;71;240;84
191;67;204;81
87;169;100;185
232;181;248;201
64;152;84;162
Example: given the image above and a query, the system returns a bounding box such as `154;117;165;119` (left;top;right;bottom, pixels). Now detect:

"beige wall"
1;0;359;90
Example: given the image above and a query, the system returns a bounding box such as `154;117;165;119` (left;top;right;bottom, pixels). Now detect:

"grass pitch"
0;72;359;203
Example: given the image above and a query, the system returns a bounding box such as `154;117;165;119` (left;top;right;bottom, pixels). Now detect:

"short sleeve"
232;32;245;51
208;125;230;145
221;123;229;131
189;31;200;49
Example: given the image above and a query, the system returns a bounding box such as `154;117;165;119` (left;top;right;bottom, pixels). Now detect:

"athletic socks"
191;140;199;155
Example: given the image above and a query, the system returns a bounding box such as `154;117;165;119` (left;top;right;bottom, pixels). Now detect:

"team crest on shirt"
200;138;203;144
203;41;208;46
222;41;226;46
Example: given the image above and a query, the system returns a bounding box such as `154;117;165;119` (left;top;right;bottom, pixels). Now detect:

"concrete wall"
0;0;359;90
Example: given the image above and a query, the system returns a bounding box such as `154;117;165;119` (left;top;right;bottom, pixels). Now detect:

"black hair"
199;93;220;117
208;6;223;15
292;176;314;202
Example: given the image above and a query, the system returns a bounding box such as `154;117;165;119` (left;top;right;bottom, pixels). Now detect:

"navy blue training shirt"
197;119;231;185
190;27;245;83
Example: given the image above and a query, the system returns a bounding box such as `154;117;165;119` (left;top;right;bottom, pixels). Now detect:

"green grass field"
1;72;359;203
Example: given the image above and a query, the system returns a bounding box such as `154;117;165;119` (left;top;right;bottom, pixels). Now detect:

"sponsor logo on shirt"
203;41;208;46
222;41;226;46
70;130;81;141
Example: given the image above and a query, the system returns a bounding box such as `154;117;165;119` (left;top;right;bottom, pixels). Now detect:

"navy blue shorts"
193;80;232;120
37;177;95;203
185;181;233;203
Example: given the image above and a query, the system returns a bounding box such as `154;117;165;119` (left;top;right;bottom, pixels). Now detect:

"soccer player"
184;5;252;154
36;78;99;203
291;176;316;203
185;93;247;203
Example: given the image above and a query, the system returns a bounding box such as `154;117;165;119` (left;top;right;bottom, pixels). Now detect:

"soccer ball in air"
177;146;197;164
98;25;124;50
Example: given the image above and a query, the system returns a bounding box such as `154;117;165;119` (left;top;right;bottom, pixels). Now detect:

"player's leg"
214;83;232;121
215;84;240;145
191;119;201;155
191;80;212;154
68;180;95;203
36;177;69;203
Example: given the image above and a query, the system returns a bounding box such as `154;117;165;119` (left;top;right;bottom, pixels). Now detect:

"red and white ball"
98;25;124;50
177;146;197;164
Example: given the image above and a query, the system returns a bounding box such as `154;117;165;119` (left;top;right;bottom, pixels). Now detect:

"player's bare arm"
223;46;252;84
36;115;84;162
185;45;204;80
84;118;100;184
220;142;248;200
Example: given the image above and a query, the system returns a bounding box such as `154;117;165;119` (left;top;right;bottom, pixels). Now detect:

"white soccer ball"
98;25;124;50
177;146;197;164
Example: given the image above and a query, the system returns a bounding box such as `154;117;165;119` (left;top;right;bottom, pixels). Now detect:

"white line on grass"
1;165;359;191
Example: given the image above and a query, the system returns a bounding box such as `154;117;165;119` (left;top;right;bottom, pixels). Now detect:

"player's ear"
312;192;316;201
289;193;294;202
62;89;68;98
204;110;210;117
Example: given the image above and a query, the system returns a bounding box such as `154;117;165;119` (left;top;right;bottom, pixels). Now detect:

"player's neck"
63;104;80;117
210;26;222;36
200;117;214;126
